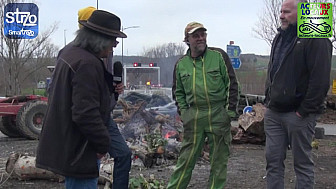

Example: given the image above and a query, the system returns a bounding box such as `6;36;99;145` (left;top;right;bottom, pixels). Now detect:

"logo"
297;3;333;38
4;3;39;39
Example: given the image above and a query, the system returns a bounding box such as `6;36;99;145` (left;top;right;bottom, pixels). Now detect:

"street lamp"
121;26;140;63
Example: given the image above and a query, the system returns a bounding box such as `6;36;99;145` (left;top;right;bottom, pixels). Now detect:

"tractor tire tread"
16;100;47;140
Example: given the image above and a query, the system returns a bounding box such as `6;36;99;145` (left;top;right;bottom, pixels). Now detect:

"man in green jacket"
167;22;239;189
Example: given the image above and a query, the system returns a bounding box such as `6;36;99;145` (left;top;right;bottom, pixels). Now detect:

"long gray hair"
73;27;115;54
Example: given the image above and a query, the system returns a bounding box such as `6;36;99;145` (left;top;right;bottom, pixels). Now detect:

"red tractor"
0;95;48;140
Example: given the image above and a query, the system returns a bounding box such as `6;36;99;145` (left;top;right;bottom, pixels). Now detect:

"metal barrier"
122;87;172;99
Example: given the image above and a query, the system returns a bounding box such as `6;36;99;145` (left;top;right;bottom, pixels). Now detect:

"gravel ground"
0;132;335;189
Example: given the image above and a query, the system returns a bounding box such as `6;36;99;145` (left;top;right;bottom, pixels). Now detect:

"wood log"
118;98;147;122
238;103;266;137
5;153;63;181
98;158;114;185
5;153;114;185
233;103;266;144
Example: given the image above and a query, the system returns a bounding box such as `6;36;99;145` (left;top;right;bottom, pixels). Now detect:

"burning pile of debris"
115;92;267;165
115;92;183;167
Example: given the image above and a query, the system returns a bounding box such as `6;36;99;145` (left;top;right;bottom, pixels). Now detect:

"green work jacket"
173;47;239;115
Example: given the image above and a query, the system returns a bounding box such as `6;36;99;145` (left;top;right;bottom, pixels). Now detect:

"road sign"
243;106;253;114
227;45;241;58
227;45;242;69
231;58;241;69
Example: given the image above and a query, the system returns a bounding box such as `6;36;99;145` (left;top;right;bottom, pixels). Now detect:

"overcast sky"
36;0;272;56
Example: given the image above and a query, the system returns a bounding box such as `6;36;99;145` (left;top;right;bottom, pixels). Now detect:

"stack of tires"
0;100;48;140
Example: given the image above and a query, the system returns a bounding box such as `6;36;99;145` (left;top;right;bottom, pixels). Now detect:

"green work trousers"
167;105;232;189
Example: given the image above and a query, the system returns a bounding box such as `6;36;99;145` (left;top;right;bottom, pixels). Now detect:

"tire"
16;100;48;140
0;116;22;137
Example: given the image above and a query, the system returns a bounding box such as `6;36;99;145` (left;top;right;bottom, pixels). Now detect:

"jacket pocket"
206;69;224;94
211;106;231;126
270;84;297;110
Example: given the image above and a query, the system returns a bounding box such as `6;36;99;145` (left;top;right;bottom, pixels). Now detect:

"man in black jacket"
264;0;332;188
36;10;128;189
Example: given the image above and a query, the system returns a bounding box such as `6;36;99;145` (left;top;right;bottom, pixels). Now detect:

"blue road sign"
243;106;253;114
231;58;241;69
227;45;241;58
227;45;242;69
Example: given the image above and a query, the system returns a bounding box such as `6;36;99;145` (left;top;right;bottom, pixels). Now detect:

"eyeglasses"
190;32;207;39
111;37;119;46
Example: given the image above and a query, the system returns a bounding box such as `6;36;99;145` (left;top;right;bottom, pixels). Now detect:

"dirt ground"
1;95;336;188
318;108;336;124
0;133;335;189
319;95;336;124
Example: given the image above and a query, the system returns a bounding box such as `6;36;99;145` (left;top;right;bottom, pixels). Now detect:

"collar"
278;24;297;37
187;45;208;59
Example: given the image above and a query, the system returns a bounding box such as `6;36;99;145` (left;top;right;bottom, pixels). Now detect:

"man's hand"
296;111;302;118
114;83;124;94
96;153;106;159
227;110;237;119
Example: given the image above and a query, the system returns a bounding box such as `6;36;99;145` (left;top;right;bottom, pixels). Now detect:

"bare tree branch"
143;43;186;58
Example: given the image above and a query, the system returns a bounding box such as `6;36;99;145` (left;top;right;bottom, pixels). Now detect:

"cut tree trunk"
233;103;266;144
5;153;63;181
5;153;114;185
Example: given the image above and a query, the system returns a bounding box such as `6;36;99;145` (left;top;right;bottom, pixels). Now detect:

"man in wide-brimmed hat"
36;10;129;189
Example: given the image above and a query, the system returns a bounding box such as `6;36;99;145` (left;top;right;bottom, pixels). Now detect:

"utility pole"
64;30;66;46
121;26;140;63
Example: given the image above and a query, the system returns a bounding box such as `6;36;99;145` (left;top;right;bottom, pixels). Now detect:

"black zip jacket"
265;28;332;117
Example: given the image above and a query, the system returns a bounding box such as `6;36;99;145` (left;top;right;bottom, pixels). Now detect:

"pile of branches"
116;98;182;167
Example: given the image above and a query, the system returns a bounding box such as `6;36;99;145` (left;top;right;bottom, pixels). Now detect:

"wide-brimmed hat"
79;10;127;38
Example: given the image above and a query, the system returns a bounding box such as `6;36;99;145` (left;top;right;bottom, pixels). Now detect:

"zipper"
177;58;199;189
268;36;298;107
201;57;212;132
201;57;217;189
272;37;298;81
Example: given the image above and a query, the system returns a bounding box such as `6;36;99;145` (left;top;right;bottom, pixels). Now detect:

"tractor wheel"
0;116;22;137
16;100;48;140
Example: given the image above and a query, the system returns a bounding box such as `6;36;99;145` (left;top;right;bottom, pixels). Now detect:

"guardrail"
122;87;172;99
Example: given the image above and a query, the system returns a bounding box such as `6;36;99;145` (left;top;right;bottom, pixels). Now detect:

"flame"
165;131;178;139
